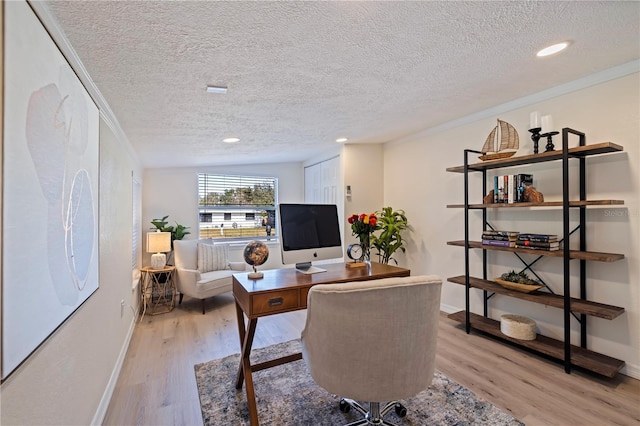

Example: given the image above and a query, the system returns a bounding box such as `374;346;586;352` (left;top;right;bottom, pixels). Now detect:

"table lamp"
147;231;171;269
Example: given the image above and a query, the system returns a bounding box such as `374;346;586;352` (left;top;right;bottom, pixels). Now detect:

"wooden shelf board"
447;275;625;320
447;240;624;262
446;200;625;209
448;311;625;378
446;142;624;173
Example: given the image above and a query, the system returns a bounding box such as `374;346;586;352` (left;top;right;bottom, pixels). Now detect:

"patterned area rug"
195;339;522;425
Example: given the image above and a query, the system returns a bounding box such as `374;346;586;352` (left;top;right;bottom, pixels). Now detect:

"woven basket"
500;314;537;340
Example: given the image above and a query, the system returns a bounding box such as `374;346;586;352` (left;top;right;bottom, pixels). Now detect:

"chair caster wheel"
395;403;407;417
339;399;351;413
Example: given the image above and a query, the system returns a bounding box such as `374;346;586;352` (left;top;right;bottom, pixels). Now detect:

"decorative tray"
494;278;543;293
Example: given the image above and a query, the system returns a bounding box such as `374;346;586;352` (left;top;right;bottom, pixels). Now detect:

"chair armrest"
229;262;247;271
179;268;202;281
175;268;201;297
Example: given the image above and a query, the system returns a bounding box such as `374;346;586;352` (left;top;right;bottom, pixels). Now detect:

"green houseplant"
150;216;191;263
150;215;191;243
371;207;409;265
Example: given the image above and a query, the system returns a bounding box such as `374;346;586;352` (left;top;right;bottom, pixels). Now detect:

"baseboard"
622;362;640;380
440;303;460;314
91;308;139;425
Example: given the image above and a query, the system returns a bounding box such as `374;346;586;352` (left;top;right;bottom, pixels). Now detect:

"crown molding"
27;1;141;167
389;59;640;146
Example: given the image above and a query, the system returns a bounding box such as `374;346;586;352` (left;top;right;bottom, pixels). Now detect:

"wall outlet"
120;299;125;318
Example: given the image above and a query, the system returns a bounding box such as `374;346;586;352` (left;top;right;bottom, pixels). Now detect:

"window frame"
197;173;278;242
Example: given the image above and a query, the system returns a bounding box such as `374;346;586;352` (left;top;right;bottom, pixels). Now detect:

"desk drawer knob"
268;297;284;307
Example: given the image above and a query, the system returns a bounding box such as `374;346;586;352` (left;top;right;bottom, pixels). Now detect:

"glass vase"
360;233;371;267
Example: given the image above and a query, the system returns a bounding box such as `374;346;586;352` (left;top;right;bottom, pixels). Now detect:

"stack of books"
515;233;559;251
481;230;519;247
493;174;533;203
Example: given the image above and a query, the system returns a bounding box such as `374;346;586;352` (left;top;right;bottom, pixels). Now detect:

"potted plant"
150;215;190;265
151;215;191;244
371;207;409;265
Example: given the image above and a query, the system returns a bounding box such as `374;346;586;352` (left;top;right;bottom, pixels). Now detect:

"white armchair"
173;238;246;314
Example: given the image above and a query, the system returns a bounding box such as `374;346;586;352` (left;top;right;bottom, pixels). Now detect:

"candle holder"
528;127;541;154
540;131;559;152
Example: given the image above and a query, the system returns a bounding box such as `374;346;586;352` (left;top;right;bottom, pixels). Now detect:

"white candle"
530;111;541;129
541;115;553;134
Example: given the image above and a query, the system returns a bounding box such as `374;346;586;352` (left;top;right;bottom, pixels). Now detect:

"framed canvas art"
2;1;99;380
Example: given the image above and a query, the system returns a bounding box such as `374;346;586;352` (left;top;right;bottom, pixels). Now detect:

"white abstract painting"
2;1;99;379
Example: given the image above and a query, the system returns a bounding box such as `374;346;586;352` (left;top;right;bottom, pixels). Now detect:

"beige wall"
1;121;143;424
343;143;385;249
384;73;640;377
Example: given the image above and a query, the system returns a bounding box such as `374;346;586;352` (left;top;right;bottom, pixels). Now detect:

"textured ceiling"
44;1;639;168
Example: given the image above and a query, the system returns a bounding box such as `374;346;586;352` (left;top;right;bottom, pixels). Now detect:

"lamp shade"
147;232;171;253
147;232;171;269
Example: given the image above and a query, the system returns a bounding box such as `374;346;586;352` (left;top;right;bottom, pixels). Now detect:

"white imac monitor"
279;203;343;274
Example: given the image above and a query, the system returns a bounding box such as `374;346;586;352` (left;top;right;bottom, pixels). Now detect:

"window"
198;173;277;241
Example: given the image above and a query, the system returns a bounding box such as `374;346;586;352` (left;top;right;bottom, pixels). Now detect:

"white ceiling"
43;1;639;169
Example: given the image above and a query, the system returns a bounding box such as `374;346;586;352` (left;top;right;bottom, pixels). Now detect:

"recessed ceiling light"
336;137;348;143
206;85;228;94
223;137;240;143
536;42;569;57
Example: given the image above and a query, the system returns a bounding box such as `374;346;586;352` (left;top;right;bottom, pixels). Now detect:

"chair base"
339;399;406;426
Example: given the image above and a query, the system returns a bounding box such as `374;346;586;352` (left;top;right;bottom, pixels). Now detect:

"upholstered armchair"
173;238;246;314
301;275;442;425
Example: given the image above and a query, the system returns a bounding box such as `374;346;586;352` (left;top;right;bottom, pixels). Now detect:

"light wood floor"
104;294;639;425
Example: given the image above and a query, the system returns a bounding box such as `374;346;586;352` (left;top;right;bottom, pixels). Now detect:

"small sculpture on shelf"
529;111;542;154
483;190;495;204
479;119;519;161
540;114;558;152
523;186;544;203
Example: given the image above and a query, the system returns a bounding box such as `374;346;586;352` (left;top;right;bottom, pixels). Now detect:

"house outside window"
198;173;277;241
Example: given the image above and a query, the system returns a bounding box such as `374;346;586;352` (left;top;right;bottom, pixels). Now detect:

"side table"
140;266;176;319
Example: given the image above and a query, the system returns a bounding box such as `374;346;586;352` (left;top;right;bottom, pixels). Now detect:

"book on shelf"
516;174;533;202
482;234;518;241
515;244;560;251
482;239;516;247
516;240;560;248
508;175;515;203
518;233;558;242
483;230;519;237
493;174;533;203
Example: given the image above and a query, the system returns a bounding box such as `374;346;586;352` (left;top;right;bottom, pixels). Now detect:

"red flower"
370;216;377;226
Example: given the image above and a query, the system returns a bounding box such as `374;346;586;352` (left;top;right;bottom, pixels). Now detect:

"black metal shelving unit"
446;129;626;378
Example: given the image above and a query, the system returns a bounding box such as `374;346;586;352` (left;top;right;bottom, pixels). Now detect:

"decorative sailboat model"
479;119;519;161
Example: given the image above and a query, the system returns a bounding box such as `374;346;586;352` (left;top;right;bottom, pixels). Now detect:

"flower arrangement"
347;212;379;262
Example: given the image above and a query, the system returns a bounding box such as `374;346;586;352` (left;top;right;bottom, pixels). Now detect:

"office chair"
301;275;442;426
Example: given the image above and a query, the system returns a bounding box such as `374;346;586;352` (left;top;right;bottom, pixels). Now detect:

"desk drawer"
252;290;299;315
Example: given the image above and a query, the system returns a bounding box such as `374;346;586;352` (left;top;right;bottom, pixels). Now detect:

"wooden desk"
233;262;410;425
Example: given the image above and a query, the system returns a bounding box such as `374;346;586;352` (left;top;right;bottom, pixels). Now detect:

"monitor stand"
295;262;327;275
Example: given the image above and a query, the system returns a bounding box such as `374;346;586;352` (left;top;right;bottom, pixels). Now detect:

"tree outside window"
198;174;277;241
